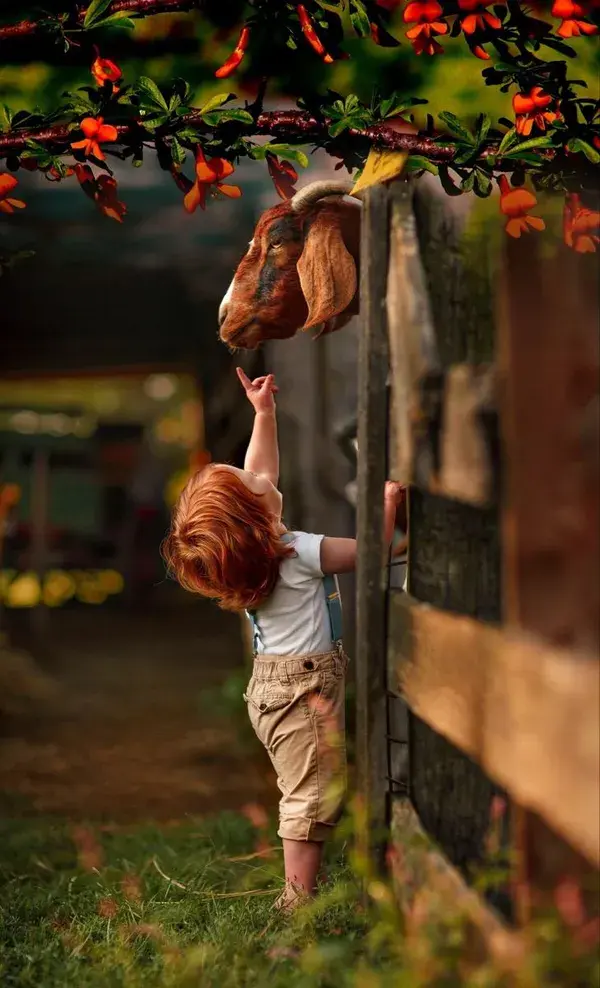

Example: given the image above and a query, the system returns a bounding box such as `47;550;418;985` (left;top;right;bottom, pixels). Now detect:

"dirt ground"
0;587;275;822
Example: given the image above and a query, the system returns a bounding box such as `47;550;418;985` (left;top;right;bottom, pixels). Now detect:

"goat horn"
290;180;358;212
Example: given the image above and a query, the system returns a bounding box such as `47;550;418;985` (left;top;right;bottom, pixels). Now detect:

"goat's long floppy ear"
296;210;357;331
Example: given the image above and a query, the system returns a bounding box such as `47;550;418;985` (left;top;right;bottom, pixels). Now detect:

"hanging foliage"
0;0;598;251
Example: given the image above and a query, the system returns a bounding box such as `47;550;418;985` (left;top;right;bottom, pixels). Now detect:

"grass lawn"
0;812;389;988
2;810;598;988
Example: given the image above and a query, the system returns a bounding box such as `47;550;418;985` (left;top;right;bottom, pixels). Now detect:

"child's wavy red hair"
162;464;293;612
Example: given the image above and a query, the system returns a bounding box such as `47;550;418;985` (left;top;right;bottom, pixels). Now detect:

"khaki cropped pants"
244;647;348;842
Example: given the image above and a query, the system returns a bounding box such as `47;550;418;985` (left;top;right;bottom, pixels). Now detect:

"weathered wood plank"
390;798;524;975
388;593;600;866
497;231;600;917
388;178;501;880
386;181;498;507
439;363;497;505
498;237;600;671
355;184;391;869
386;182;440;488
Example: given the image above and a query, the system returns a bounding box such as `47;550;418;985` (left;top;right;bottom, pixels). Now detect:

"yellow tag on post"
350;148;408;196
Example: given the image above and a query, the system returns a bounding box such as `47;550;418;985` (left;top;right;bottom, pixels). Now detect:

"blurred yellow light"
6;573;41;608
98;570;124;594
42;570;76;607
0;570;16;595
0;569;124;607
144;374;177;401
10;410;39;435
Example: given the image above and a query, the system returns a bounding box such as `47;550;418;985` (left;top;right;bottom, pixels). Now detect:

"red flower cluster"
403;1;448;55
172;147;242;214
91;50;122;92
297;4;335;62
563;193;600;252
458;0;502;35
513;86;560;136
266;154;298;200
498;175;545;238
74;164;127;223
551;0;598;37
215;26;250;79
0;174;26;214
71;117;118;161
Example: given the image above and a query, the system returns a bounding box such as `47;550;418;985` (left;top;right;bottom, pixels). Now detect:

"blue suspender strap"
323;573;343;645
247;609;260;654
282;531;343;645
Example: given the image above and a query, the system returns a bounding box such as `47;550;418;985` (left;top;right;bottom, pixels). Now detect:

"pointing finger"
236;367;252;390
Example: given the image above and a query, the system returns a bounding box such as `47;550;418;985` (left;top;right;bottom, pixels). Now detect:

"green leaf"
503;151;545;166
201;107;253;127
262;144;309;167
503;135;554;155
140;114;171;131
498;127;518;155
438;111;475;145
199;93;233;115
83;0;113;28
136;77;169;112
567;138;600;164
350;0;371;37
0;104;13;132
94;13;136;30
170;137;186;166
453;145;479;166
438;165;463;197
329;119;349;138
406;155;438;176
379;94;424;120
175;128;202;142
476;113;491;144
461;171;475;193
217;108;254;125
541;36;576;58
474;169;492;197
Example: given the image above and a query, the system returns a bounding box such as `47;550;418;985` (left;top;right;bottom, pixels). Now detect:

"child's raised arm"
320;482;405;575
236;367;280;486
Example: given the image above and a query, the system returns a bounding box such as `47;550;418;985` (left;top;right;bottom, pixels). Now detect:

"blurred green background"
1;3;598;128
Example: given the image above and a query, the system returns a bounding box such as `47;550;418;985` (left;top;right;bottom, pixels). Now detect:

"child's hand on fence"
236;367;279;414
384;481;406;506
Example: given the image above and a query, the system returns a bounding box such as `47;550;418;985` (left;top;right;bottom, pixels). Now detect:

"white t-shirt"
247;531;339;656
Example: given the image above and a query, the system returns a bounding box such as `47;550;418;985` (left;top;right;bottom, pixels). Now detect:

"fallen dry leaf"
71;824;104;872
121;873;143;903
97;897;119;919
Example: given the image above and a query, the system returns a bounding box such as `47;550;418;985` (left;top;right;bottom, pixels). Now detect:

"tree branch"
0;111;501;164
0;0;203;41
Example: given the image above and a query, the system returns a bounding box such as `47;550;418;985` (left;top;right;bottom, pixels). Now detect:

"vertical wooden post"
498;235;600;918
386;179;500;881
355;185;391;871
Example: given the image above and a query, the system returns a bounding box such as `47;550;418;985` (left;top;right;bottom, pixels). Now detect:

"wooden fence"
354;179;599;951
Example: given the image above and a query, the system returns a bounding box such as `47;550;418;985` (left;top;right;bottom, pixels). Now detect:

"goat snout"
218;276;235;326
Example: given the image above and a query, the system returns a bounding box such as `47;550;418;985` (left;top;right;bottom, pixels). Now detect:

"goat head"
218;181;361;350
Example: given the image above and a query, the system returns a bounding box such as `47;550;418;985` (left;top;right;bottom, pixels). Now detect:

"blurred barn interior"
0;151;359;819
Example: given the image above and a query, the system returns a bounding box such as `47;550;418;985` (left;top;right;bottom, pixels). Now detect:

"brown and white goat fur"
218;181;361;350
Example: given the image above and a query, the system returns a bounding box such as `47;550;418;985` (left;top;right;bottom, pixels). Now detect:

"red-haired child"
163;367;403;910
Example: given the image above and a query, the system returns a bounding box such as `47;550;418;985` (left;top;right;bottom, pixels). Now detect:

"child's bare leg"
282;838;323;897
